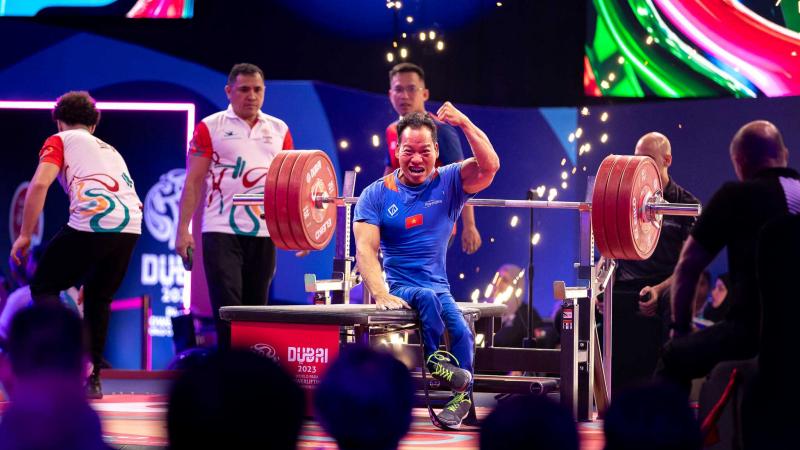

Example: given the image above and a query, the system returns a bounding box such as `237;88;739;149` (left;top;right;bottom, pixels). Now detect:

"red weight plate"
264;152;290;249
591;155;618;259
602;155;634;259
616;156;662;260
287;151;338;250
274;151;305;250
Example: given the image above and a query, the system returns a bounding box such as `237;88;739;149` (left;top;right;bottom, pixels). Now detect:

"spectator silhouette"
480;394;578;450
0;304;111;450
166;349;304;450
315;346;414;450
604;382;701;450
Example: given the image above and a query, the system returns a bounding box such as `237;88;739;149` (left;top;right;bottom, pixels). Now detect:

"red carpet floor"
1;394;605;449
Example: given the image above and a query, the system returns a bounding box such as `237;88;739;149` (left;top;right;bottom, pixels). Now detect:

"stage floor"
0;393;605;449
0;372;606;449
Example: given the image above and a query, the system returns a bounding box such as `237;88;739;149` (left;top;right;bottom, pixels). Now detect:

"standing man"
176;63;294;349
659;120;798;389
607;132;699;391
9;91;142;398
354;106;500;428
385;63;482;254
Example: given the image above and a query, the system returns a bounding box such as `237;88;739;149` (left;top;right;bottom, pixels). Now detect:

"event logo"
251;343;280;363
144;169;186;250
8;182;44;245
142;169;187;338
287;346;329;364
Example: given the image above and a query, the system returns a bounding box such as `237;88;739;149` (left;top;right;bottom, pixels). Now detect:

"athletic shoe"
437;392;472;429
426;350;471;392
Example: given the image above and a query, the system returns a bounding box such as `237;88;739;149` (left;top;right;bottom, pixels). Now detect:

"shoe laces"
426;350;461;382
445;392;470;412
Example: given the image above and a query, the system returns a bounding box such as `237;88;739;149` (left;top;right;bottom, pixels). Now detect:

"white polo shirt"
190;105;293;236
39;128;143;234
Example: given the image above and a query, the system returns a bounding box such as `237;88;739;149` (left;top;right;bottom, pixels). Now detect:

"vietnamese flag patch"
405;213;423;229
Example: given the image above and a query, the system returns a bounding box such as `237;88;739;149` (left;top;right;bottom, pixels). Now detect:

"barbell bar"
234;194;699;216
232;150;701;259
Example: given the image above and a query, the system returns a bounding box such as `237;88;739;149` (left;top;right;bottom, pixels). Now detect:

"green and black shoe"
437;392;472;429
426;350;472;392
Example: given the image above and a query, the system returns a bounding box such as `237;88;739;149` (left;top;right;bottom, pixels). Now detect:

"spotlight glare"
471;289;480;303
531;232;541;245
339;139;349;150
510;215;519;228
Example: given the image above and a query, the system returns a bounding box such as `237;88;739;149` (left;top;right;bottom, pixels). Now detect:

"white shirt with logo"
39;128;143;234
190;105;293;236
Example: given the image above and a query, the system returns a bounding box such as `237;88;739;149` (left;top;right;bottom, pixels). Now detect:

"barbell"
232;150;701;260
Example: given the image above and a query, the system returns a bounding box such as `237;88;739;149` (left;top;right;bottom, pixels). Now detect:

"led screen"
585;0;800;98
0;0;193;18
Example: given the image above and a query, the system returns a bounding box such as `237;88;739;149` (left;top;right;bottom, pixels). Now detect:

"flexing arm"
436;102;500;194
353;221;409;310
10;162;60;265
176;154;211;259
670;236;715;336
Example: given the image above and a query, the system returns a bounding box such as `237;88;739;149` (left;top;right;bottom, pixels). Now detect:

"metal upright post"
524;189;536;348
332;171;357;304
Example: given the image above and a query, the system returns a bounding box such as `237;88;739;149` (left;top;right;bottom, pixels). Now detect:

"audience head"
604;382;701;450
730;120;789;180
0;304;109;450
167;349;304;450
315;346;414;450
711;273;730;307
5;304;85;380
480;394;579;450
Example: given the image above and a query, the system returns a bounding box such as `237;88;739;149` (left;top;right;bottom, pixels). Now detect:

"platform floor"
0;371;605;449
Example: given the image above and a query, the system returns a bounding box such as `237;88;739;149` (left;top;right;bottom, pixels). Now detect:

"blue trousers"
391;286;474;374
